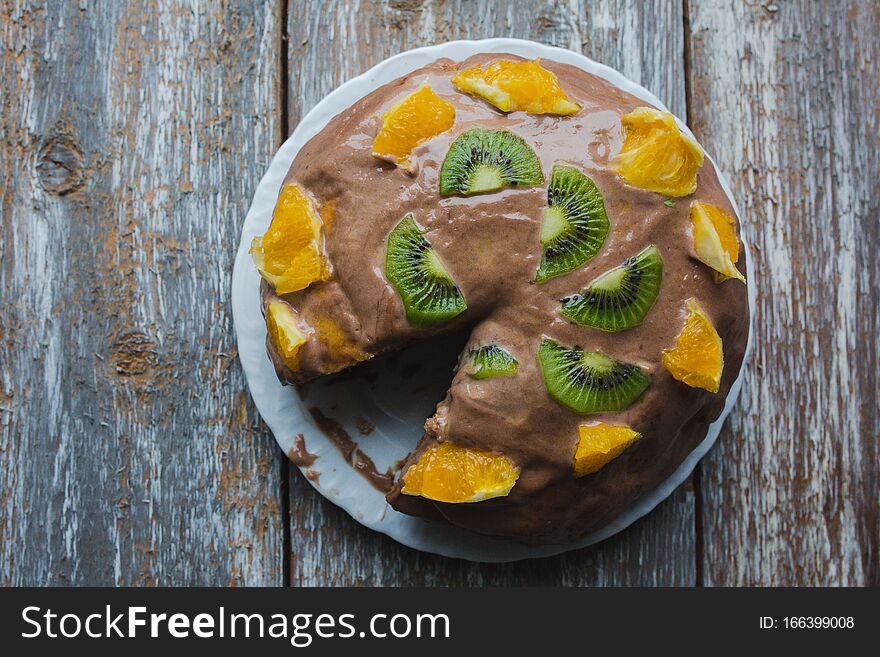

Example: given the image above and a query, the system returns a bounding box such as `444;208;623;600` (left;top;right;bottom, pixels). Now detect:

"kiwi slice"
560;245;663;331
468;345;518;380
537;337;650;413
385;214;467;328
439;127;544;196
535;165;610;283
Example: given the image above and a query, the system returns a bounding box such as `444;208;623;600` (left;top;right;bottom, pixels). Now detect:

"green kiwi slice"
385;214;467;328
537;337;650;413
439;127;544;196
535;165;610;283
467;345;518;380
560;245;663;331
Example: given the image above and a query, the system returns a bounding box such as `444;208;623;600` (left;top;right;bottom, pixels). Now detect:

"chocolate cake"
252;54;749;544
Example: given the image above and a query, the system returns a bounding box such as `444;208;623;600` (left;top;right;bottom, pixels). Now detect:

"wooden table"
1;0;876;586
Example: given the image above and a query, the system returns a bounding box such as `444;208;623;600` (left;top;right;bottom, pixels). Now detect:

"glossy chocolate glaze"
288;433;318;467
308;408;394;493
261;54;750;544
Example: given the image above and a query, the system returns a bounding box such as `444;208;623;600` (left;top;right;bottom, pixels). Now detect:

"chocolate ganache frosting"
258;54;749;544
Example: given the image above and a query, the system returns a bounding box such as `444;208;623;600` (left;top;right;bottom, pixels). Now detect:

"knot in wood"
389;0;424;11
112;332;158;377
36;137;84;195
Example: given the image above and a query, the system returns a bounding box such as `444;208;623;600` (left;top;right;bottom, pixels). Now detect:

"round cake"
251;54;749;544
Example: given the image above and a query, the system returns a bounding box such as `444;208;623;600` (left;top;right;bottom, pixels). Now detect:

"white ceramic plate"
231;38;756;562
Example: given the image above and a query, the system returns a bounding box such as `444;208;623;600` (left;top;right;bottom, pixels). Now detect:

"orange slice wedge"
611;107;704;196
372;84;455;170
250;184;326;295
574;423;641;477
266;301;307;371
401;442;520;503
452;59;580;115
662;299;724;393
691;201;746;283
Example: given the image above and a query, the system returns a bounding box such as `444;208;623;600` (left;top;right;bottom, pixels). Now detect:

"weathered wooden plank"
286;0;697;586
687;0;879;586
0;0;284;585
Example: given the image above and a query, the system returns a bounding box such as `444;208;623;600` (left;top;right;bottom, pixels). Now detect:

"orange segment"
574;423;641;477
266;301;307;371
372;85;455;170
250;184;326;295
452;59;580;115
611;107;704;197
690;201;746;283
272;247;324;293
662;299;724;393
401;442;520;503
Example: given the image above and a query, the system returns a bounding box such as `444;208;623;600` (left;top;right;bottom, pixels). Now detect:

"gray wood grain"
687;0;879;586
0;0;285;585
285;0;698;586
